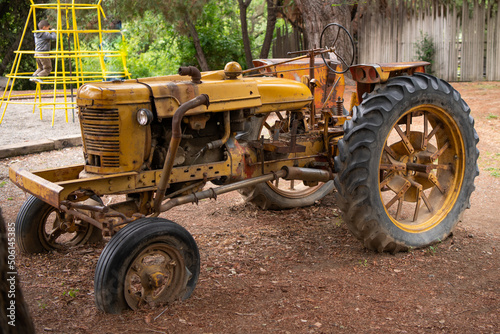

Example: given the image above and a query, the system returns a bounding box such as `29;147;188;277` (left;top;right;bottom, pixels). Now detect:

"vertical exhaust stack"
153;94;210;215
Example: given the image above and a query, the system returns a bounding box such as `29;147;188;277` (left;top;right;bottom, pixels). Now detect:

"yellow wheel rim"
260;111;326;199
379;105;465;233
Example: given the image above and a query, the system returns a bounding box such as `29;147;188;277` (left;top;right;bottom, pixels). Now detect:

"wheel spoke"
385;179;411;209
408;179;423;222
426;123;442;142
384;145;398;160
274;111;284;121
47;227;63;244
428;173;445;194
395;198;404;220
334;51;349;69
430;140;450;161
394;124;415;154
380;154;406;172
333;27;341;46
380;172;394;189
413;190;422;222
421;192;433;212
422;112;429;149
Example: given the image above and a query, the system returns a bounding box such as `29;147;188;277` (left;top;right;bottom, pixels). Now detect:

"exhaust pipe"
153;94;210;215
159;166;333;213
179;66;202;84
281;166;333;183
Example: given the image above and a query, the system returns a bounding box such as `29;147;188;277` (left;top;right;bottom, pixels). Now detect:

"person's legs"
36;57;52;77
32;57;43;76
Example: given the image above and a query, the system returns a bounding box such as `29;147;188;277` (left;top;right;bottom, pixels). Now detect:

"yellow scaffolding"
0;0;131;126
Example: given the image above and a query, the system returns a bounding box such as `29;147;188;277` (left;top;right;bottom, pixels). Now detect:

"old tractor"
10;24;478;313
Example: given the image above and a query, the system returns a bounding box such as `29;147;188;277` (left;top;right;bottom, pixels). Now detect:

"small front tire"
94;218;200;314
15;196;102;253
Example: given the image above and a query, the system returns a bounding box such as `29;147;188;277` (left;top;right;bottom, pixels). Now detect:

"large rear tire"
15;195;103;253
334;73;479;253
239;112;335;209
94;218;200;314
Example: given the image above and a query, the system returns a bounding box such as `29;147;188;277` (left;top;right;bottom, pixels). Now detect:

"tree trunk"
293;0;353;55
186;18;209;71
238;0;253;69
260;0;278;59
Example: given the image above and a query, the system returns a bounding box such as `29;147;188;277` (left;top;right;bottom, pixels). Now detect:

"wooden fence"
358;0;500;81
272;25;304;58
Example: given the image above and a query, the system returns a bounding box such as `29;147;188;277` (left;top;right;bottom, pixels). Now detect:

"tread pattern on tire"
334;73;479;253
15;196;46;253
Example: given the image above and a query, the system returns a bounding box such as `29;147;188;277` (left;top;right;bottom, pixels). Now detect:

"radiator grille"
80;108;120;168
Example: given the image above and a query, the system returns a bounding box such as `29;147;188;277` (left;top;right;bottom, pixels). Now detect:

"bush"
414;31;435;75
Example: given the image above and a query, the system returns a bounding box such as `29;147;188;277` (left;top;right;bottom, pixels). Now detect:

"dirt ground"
0;82;499;333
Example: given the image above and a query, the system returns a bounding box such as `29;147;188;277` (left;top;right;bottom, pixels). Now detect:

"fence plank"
357;0;499;81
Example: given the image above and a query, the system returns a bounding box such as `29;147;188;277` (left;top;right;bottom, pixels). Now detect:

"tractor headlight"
136;108;154;126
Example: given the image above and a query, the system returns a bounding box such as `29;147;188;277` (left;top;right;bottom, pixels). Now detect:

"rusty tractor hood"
76;69;313;118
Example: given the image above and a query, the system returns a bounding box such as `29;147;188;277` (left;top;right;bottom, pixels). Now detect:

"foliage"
0;0;35;89
177;1;246;70
358;258;368;266
62;288;79;298
97;0;252;74
485;167;500;177
119;11;181;77
414;31;435;74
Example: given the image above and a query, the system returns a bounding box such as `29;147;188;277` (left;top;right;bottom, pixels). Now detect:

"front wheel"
15;195;103;253
334;73;479;253
94;218;200;314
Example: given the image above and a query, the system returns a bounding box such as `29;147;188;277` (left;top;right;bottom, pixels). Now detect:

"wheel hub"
124;244;187;310
143;265;169;289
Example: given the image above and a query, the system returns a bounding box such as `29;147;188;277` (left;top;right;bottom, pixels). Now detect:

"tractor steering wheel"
320;23;355;74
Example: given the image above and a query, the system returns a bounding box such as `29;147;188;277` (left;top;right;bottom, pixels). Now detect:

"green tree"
120;12;181;77
178;1;246;70
104;0;211;70
0;0;35;89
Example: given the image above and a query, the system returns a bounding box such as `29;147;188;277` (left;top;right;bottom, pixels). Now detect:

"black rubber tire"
239;180;335;210
94;218;200;314
334;73;479;253
239;113;335;209
15;195;102;254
